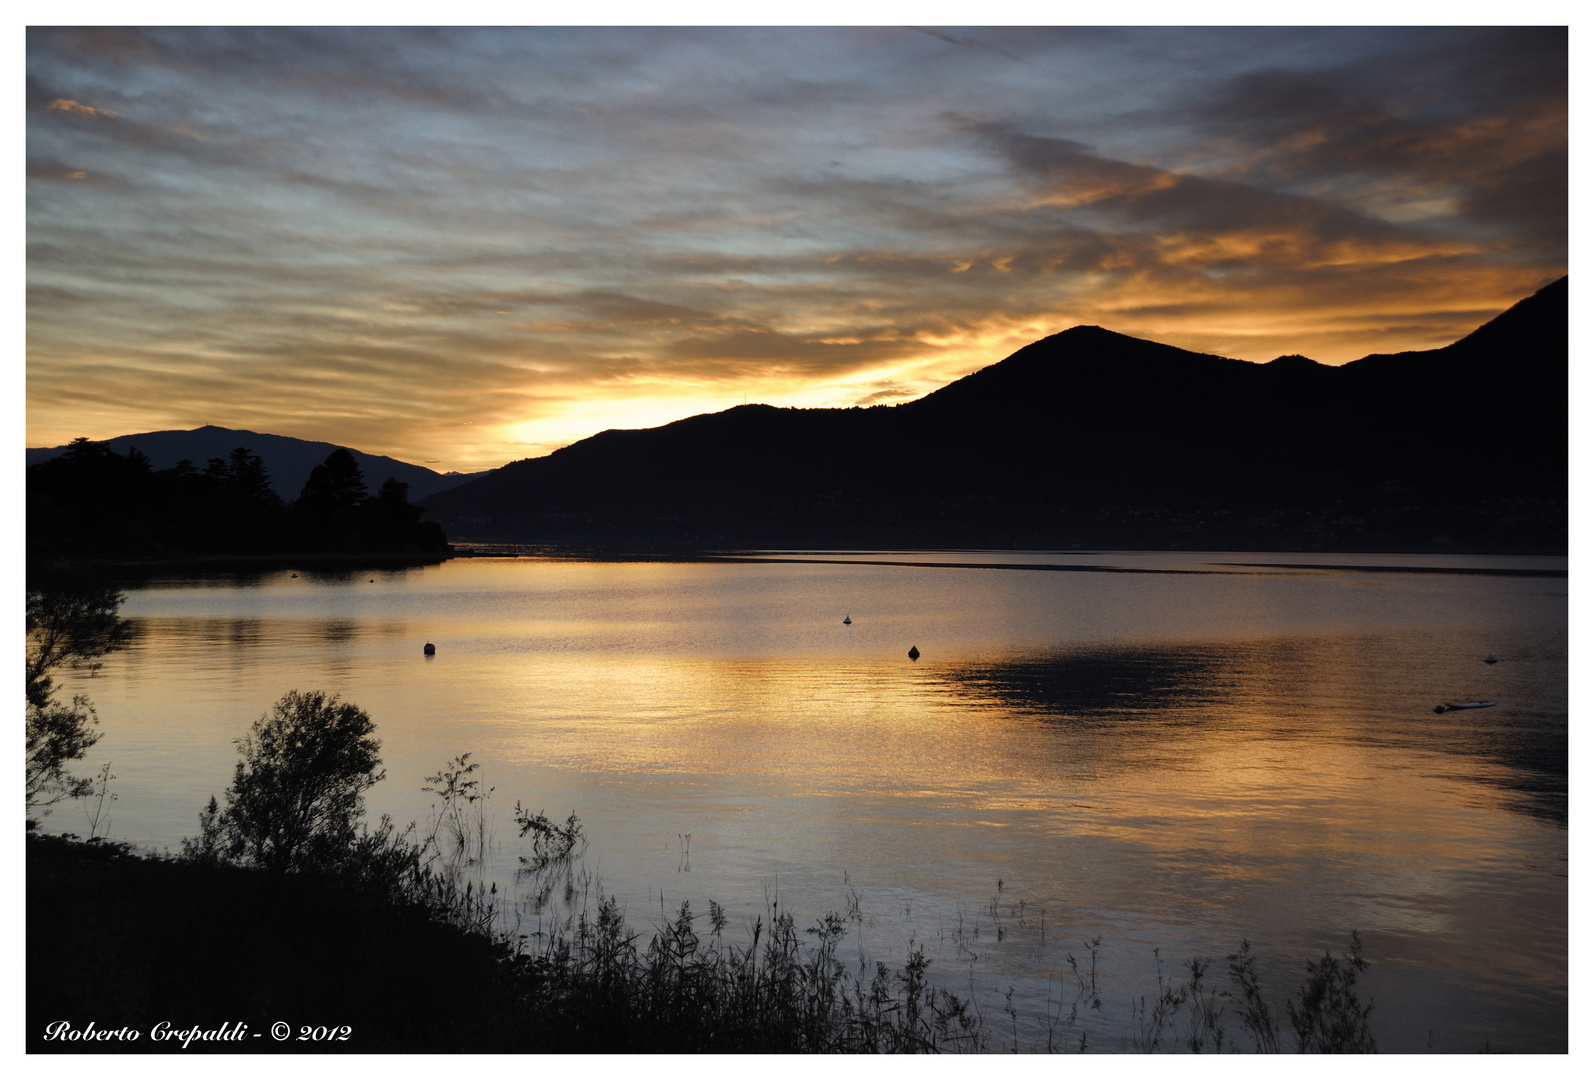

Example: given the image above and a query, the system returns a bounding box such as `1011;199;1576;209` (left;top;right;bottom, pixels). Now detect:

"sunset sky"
25;24;1568;473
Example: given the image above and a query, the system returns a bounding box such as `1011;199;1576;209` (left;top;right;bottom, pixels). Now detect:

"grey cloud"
32;27;499;113
24;157;122;185
1194;29;1564;147
1460;149;1568;242
1184;29;1565;246
974;123;1409;260
25;72;59;110
908;27;1037;68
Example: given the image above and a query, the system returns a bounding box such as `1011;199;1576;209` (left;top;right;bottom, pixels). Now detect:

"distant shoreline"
26;551;455;579
26;544;1568;582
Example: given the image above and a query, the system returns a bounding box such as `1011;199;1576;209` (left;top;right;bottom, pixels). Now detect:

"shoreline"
25;543;1569;582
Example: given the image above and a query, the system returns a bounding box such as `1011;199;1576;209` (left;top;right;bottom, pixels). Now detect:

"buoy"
1484;654;1498;664
843;615;852;625
290;573;298;578
423;642;436;656
908;645;920;661
370;578;375;583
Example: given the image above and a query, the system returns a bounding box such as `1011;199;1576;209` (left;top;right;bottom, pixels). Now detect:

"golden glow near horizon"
25;27;1566;473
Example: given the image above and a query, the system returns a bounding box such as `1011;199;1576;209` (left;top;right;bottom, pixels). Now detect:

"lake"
48;550;1568;1052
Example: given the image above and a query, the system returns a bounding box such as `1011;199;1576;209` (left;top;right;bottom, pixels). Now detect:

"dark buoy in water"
1484;653;1498;664
423;642;436;656
1433;704;1447;714
908;645;920;661
843;615;852;625
370;578;376;583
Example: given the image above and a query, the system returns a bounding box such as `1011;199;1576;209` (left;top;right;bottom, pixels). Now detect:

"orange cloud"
47;97;115;118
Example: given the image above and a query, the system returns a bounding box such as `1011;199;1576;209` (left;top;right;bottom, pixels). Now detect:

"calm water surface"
53;551;1567;1052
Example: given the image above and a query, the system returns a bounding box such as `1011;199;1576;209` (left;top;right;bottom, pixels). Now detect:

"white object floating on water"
1484;653;1498;664
907;645;920;661
423;642;436;656
843;615;852;625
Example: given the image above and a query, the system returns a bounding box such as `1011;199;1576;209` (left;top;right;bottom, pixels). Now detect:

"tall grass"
509;895;985;1052
421;752;494;879
168;749;1380;1053
393;834;1375;1053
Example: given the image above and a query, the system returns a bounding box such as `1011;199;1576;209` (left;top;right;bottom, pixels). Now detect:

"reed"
505;894;985;1052
145;732;1383;1053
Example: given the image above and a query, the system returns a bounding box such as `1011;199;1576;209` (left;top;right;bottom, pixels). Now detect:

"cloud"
26;157;114;184
908;27;1037;68
1183;28;1566;248
662;328;915;375
1459;148;1568;244
24;27;1566;471
46;97;115;119
844;380;924;408
978;123;1406;249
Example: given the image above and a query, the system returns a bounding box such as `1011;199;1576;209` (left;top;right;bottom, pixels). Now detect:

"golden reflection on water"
59;557;1566;1051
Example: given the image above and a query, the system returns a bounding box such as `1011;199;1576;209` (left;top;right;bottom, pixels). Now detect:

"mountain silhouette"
423;277;1566;553
26;425;483;503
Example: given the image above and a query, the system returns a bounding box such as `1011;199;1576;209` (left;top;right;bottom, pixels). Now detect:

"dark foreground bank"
28;832;1394;1054
26;832;988;1053
27;833;523;1053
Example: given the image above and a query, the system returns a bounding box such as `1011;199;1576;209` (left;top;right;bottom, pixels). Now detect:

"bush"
188;690;385;873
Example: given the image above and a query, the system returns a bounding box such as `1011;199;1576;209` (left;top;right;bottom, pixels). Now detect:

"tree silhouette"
227;447;276;507
352;476;448;552
213;446;283;543
28;439;445;558
192;690;385;873
25;581;130;825
299;448;368;511
294;448;369;551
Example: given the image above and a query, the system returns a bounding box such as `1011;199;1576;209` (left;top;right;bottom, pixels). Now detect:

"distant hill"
423;277;1567;553
26;426;482;503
